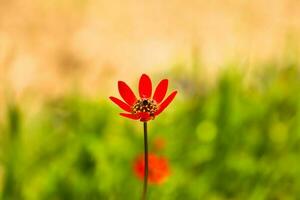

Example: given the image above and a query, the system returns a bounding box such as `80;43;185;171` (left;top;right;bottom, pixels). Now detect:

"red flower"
133;153;170;184
109;74;177;122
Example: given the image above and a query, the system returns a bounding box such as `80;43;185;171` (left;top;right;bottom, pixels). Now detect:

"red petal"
120;113;140;120
133;153;170;184
139;112;151;122
109;97;132;112
118;81;137;105
155;91;177;116
139;74;152;98
153;79;168;104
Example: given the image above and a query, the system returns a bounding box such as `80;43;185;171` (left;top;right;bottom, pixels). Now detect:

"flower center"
132;98;158;116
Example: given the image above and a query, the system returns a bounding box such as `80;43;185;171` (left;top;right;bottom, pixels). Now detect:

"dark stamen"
142;100;148;106
132;98;158;116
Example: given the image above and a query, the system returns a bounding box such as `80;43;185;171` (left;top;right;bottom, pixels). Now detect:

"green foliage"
0;65;300;200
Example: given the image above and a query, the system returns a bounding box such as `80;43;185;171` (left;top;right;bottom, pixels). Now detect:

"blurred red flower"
133;153;170;184
109;74;177;122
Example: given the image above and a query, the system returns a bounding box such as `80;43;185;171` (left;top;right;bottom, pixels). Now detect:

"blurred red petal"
155;91;177;116
133;153;170;184
109;97;132;112
118;81;137;105
139;74;152;98
153;79;168;104
120;113;140;120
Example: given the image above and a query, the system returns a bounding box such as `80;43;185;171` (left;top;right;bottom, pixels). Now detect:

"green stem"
142;122;148;200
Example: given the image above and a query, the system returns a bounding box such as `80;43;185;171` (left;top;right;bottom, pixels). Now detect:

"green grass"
1;64;300;200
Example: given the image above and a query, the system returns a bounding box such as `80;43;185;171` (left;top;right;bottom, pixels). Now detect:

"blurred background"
1;0;300;199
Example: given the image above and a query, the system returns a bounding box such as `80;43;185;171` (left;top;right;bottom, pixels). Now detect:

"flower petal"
139;112;151;122
139;74;152;98
153;79;168;104
120;113;140;120
155;91;177;116
109;97;132;112
118;81;137;105
133;153;170;184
